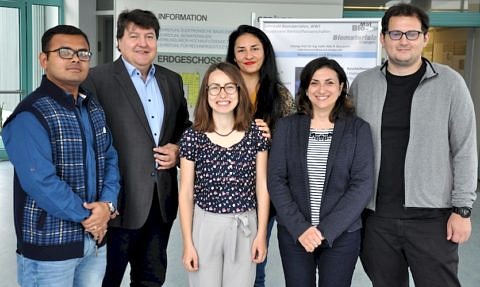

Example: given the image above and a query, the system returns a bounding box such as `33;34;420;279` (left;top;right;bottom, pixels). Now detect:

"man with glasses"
83;9;191;286
350;3;476;287
2;25;120;286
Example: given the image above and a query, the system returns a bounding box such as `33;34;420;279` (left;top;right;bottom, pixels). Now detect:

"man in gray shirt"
350;3;477;287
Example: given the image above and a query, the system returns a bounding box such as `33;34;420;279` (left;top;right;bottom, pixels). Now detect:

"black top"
376;61;449;219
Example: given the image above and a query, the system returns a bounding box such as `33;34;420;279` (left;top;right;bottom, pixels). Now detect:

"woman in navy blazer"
268;57;374;287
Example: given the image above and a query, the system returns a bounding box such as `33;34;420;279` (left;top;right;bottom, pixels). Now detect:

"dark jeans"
278;225;360;287
361;214;460;287
254;216;275;287
102;192;173;287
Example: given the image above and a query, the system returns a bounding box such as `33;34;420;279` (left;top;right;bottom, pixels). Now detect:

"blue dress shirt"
122;57;165;144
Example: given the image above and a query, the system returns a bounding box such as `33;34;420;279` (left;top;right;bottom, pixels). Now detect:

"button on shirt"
122;57;164;144
76;94;105;204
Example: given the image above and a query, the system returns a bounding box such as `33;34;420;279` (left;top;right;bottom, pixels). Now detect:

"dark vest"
5;76;109;260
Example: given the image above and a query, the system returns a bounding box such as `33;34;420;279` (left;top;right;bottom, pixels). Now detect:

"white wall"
79;0;97;65
64;0;79;27
65;0;97;65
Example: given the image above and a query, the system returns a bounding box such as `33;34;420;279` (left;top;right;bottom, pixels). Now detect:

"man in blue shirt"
83;9;191;286
2;25;120;287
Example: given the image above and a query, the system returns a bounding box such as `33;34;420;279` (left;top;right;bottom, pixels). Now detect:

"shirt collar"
121;56;156;78
74;93;87;107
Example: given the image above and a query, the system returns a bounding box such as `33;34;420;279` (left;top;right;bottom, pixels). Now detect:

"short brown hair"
381;4;429;34
116;9;160;39
194;62;253;132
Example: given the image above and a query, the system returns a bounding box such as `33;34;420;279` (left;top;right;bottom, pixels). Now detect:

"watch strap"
452;206;471;218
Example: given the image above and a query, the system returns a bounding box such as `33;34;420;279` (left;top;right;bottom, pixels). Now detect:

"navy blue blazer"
268;113;374;246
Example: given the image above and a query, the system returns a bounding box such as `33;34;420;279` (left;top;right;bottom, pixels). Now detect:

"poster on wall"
259;18;382;97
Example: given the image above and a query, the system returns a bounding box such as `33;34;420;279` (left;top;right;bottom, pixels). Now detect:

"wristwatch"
452;206;472;218
105;202;116;215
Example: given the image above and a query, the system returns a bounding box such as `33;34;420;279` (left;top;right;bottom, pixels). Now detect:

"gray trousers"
189;205;257;287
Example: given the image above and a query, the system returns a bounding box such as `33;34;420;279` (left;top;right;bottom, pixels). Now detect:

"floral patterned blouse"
179;121;270;214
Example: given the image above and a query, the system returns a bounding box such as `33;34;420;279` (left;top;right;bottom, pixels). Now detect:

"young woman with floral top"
178;62;270;287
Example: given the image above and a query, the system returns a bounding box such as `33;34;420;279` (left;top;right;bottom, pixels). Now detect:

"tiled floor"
0;160;479;286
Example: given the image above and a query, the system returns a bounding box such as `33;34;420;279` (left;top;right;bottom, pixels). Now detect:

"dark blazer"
268;113;374;246
82;57;191;229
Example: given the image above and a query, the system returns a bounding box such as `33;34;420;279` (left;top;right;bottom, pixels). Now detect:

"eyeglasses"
386;30;424;41
207;83;238;96
45;47;92;61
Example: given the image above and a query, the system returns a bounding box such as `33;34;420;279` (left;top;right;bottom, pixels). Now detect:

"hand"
90;224;108;244
153;143;179;170
255;119;271;139
110;210;120;220
251;235;267;263
447;213;472;244
182;244;199;272
298;226;324;253
81;202;111;234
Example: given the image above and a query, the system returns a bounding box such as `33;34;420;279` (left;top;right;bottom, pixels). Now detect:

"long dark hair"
194;62;252;133
297;57;354;122
226;25;286;129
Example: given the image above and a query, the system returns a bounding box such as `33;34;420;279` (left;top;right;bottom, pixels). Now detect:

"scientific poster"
259;18;382;96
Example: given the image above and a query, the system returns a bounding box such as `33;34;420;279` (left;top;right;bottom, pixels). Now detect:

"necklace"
214;129;234;137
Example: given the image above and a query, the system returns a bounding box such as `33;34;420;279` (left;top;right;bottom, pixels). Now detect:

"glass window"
0;6;21;159
31;5;59;90
0;7;21;130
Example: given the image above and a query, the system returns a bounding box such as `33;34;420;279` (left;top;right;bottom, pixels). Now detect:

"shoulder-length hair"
297;57;354;121
226;25;287;129
194;62;253;132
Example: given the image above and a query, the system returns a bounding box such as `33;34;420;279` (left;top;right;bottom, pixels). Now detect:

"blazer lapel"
113;59;154;143
154;68;171;145
298;115;312;208
324;117;345;186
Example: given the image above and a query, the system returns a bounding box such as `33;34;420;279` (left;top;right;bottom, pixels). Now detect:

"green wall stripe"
343;11;480;27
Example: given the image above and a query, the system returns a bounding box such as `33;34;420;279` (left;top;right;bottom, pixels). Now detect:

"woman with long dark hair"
226;25;295;286
226;25;295;131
